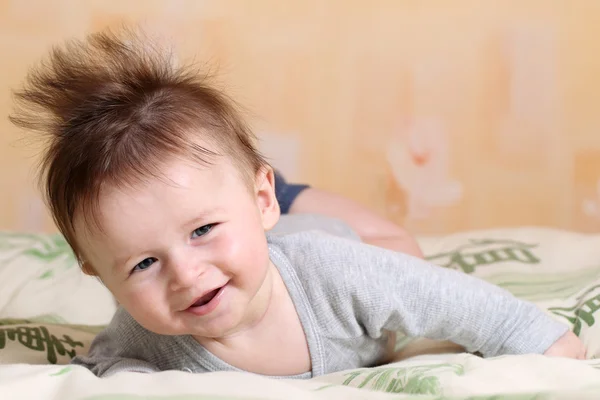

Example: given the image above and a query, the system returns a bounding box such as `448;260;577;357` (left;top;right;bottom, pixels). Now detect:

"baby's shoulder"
91;307;166;358
107;306;150;335
71;307;184;376
267;230;396;338
267;230;393;296
89;307;180;362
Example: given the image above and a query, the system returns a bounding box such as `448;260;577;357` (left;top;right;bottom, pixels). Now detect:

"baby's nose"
169;259;204;291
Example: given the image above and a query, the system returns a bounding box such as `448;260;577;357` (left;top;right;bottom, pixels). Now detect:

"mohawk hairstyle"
9;27;267;262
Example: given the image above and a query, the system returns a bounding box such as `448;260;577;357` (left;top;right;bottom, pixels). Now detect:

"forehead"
114;156;243;217
73;156;249;257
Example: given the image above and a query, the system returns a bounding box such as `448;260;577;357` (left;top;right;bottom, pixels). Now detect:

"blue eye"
133;257;157;272
191;224;214;239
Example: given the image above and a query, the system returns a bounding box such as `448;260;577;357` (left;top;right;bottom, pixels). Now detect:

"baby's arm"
305;233;583;358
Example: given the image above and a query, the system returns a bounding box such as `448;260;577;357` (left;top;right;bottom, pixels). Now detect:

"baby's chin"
132;312;244;339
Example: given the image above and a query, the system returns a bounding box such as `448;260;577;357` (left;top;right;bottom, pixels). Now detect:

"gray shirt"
71;229;568;378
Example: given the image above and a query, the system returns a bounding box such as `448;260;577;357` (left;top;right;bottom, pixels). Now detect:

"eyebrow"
110;207;224;273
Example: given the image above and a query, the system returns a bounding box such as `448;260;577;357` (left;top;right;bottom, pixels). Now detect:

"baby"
10;28;585;378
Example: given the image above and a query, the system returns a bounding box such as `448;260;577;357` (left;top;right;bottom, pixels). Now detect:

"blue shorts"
274;171;309;214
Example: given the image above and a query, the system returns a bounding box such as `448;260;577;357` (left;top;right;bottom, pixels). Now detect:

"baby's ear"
80;261;99;276
255;166;280;230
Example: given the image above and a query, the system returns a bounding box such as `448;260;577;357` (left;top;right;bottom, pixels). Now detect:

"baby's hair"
9;27;267;262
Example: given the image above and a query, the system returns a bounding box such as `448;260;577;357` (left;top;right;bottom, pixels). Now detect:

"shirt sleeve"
70;308;160;377
273;170;310;214
71;354;159;377
279;231;569;358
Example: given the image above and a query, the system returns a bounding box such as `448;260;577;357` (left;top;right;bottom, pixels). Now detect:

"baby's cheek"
216;230;268;273
119;286;164;321
213;234;244;272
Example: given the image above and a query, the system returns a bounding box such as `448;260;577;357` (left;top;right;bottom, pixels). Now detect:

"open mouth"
191;288;221;308
185;283;228;316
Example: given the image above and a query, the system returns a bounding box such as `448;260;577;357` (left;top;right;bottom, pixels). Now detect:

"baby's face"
76;156;280;339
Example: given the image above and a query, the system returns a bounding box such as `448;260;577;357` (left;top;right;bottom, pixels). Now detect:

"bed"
1;225;600;399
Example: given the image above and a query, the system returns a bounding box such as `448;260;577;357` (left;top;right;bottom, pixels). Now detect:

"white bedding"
1;227;600;399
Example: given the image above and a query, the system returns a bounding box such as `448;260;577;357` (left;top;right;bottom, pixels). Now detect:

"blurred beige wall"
1;0;600;235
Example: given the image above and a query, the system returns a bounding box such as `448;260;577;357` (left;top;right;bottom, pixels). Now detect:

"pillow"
0;232;117;325
0;317;99;365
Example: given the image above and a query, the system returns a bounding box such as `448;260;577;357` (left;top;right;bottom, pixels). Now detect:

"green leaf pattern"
0;232;77;280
